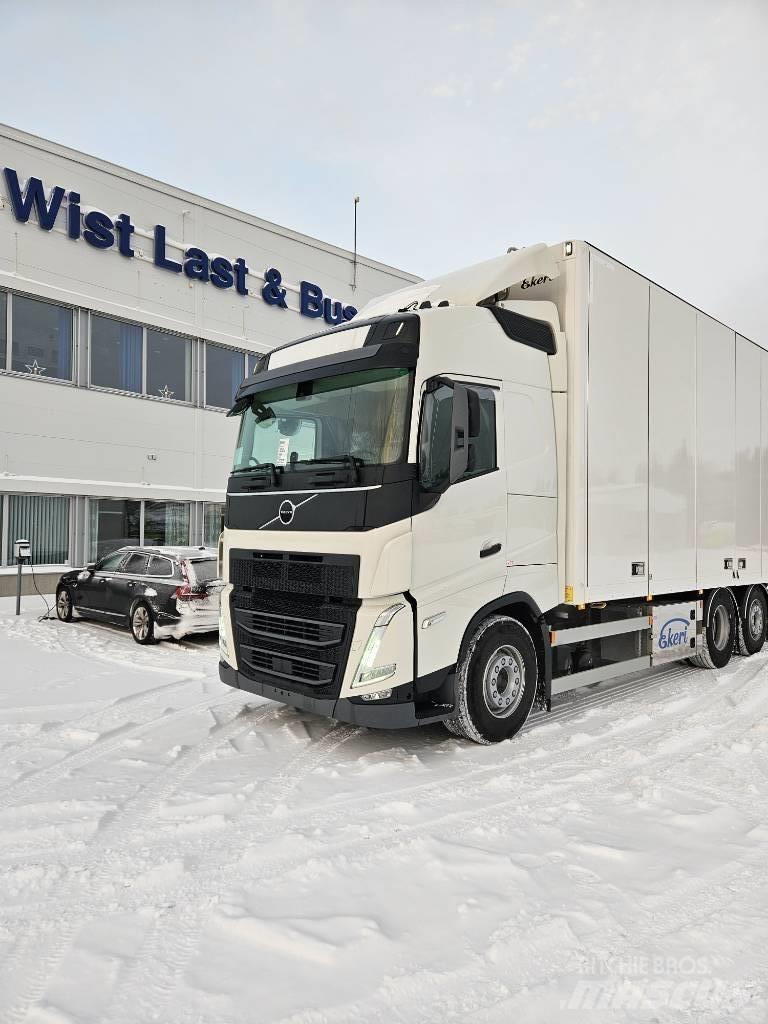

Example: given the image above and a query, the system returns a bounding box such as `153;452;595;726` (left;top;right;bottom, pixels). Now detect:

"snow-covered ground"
0;593;766;1024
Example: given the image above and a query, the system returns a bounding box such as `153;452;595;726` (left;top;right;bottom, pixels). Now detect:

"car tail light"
175;562;207;601
174;583;207;600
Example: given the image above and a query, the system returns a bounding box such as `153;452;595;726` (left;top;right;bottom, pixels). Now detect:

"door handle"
480;542;502;559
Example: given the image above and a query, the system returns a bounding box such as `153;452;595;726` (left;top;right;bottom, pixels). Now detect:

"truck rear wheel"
736;587;767;656
445;615;538;744
690;590;735;670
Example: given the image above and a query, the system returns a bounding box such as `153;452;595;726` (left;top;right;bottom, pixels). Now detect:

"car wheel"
130;601;157;645
445;615;538;744
56;586;74;623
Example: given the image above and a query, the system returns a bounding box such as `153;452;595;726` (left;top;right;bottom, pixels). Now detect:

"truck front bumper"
218;661;453;730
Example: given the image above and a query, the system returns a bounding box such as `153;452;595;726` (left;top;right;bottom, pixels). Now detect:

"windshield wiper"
291;455;362;483
232;462;280;485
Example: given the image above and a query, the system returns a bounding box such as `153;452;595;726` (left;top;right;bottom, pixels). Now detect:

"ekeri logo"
520;275;551;290
659;617;689;649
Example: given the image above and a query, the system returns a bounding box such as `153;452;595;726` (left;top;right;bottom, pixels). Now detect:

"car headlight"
351;603;404;688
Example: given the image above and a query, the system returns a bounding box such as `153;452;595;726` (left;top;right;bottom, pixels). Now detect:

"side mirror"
449;384;469;483
85;562;97;573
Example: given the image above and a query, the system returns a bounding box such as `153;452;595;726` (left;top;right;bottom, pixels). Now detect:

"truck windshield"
232;366;412;472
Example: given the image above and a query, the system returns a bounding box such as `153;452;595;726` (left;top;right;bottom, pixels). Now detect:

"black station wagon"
55;546;222;644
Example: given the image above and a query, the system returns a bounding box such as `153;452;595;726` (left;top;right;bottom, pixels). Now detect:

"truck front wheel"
446;615;538;744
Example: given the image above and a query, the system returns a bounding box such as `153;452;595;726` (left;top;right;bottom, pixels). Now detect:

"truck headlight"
351;603;404;688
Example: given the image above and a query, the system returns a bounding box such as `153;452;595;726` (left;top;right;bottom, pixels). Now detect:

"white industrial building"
0;124;417;594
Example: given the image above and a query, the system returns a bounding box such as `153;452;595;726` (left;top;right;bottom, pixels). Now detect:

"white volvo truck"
218;241;768;743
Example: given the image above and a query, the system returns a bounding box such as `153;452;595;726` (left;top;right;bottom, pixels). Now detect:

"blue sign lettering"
2;167;357;322
659;617;689;649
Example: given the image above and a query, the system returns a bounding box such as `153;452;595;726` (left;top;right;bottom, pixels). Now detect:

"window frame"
146;554;174;578
87;313;196;407
204;341;249;411
88;311;146;397
1;492;72;567
119;552;150;576
417;377;499;493
87;497;192;560
1;290;77;386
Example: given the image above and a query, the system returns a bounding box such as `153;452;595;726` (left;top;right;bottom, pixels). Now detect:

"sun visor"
358;243;561;316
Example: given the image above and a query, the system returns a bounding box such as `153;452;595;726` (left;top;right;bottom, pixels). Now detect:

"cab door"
411;377;507;677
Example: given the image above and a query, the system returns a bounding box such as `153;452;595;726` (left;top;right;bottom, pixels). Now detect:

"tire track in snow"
101;721;362;1024
0;657;738;900
0;712;359;1024
0;698;281;1024
0;674;213;781
95;658;768;1022
3;652;766;1021
0;685;244;814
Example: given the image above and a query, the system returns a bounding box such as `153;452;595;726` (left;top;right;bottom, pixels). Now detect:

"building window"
6;494;70;565
0;291;6;366
147;329;192;402
90;315;142;393
144;501;190;547
89;498;141;560
204;502;225;546
206;344;245;409
11;295;73;381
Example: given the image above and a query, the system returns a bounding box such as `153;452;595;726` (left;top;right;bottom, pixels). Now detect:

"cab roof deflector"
358;243;560;317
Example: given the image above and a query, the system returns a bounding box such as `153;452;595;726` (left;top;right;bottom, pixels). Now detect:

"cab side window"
465;387;497;478
419;384;454;491
419;382;497;490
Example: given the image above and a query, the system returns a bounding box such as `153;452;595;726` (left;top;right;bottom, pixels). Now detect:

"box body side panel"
648;286;697;595
586;251;649;600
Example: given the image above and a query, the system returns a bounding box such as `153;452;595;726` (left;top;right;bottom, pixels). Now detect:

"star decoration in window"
25;360;46;375
158;385;175;399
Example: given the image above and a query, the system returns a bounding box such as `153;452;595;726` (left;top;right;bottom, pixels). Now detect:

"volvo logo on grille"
258;493;318;530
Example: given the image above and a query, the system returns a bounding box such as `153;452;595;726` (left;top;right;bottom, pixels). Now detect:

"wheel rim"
133;606;149;640
57;590;70;617
482;644;525;718
712;603;730;651
749;597;764;640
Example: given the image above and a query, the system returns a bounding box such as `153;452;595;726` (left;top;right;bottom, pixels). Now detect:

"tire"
445;615;538;744
736;587;767;656
130;601;156;645
55;586;73;623
690;589;735;670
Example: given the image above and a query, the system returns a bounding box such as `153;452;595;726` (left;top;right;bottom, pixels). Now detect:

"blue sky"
2;0;767;338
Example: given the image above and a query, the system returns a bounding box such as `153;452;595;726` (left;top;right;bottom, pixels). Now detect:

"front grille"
230;551;357;599
239;644;336;685
239;610;344;648
230;549;360;699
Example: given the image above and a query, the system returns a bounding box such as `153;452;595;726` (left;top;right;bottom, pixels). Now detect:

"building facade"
0;124;417;593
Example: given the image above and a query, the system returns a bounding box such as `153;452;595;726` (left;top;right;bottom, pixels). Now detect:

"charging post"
14;539;31;616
